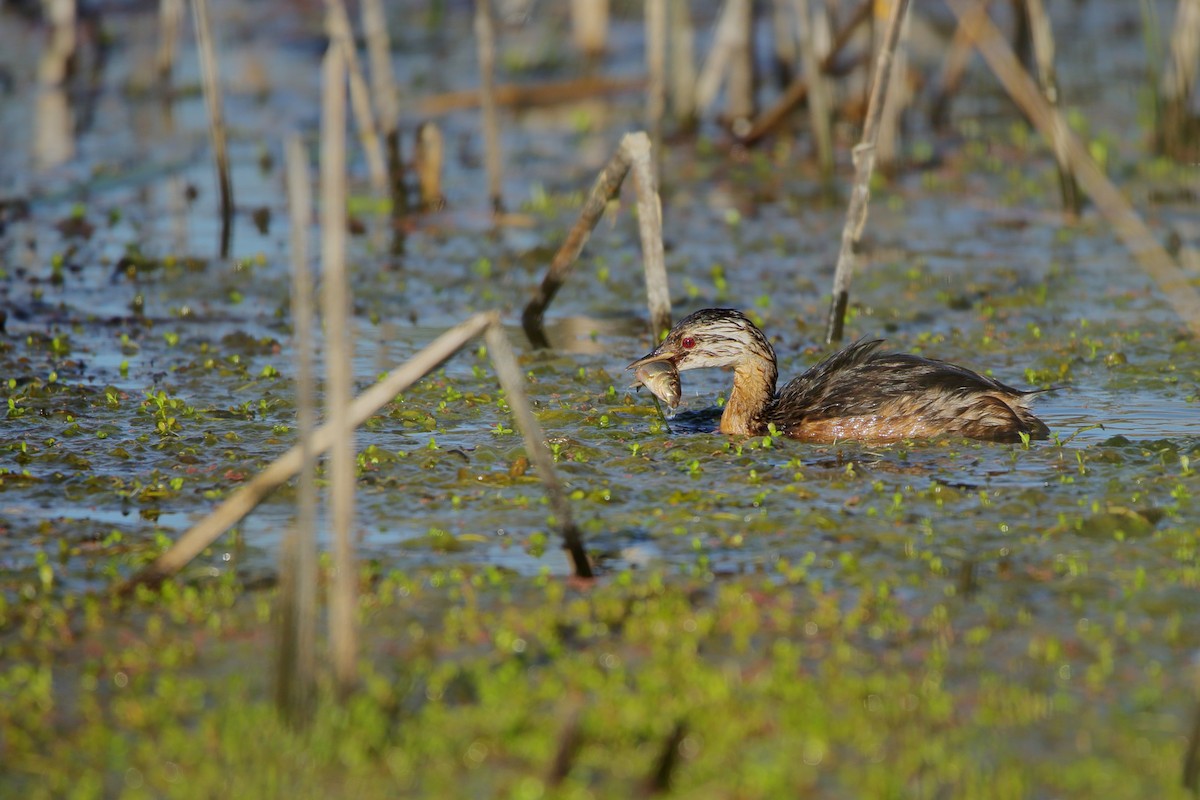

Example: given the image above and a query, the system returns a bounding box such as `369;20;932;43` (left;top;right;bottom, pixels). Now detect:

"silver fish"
632;360;681;410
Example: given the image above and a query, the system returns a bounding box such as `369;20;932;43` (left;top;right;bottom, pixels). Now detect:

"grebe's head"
627;308;776;373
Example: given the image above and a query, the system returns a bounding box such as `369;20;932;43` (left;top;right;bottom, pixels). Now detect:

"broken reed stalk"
325;0;388;197
645;0;667;171
668;0;697;126
623;132;672;340
483;325;593;579
1024;0;1081;215
1160;0;1200;159
37;0;75;86
474;0;504;212
737;0;872;145
414;121;445;209
191;0;233;258
824;0;911;344
571;0;609;58
119;313;496;593
155;0;183;86
792;0;835;181
361;0;407;215
321;43;358;696
521;132;671;348
945;0;1200;338
275;133;317;723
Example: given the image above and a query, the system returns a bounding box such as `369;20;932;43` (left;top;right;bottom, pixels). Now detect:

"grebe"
627;308;1050;443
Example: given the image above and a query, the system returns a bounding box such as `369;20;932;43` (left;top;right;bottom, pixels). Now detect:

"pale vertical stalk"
484;324;592;579
645;0;667;175
156;0;183;85
875;7;910;170
623;132;672;341
695;0;741;114
38;0;76;86
824;0;910;344
276;133;317;723
361;0;407;214
414;121;446;209
793;0;834;181
321;45;357;697
1160;0;1200;159
571;0;609;57
725;0;756;123
945;0;1200;338
475;0;504;212
325;0;388;197
1025;0;1080;214
668;0;697;125
120;314;496;592
191;0;234;259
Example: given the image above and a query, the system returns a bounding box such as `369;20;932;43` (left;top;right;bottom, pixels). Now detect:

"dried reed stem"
191;0;234;258
361;0;407;214
156;0;183;86
484;325;593;579
522;133;671;346
623;132;672;340
946;0;1200;338
793;0;835;180
571;0;609;57
38;0;76;86
275;133;317;723
321;44;358;696
875;6;911;170
668;0;697;125
120;313;496;593
645;0;667;167
474;0;504;212
325;0;388;197
1024;0;1081;214
414;121;446;210
1160;0;1200;159
824;0;911;343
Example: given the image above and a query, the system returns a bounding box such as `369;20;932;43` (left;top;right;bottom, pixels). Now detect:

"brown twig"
416;75;644;116
946;0;1200;338
484;325;593;579
668;0;697;126
1159;0;1200;160
793;0;835;180
275;132;318;724
155;0;183;86
191;0;233;258
825;0;912;343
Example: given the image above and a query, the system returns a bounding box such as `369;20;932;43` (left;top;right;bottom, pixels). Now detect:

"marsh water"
2;1;1200;794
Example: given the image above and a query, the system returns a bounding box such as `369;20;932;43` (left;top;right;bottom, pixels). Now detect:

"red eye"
681;336;696;350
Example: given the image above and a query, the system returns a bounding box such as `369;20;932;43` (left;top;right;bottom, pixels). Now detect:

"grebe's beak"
626;348;676;372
